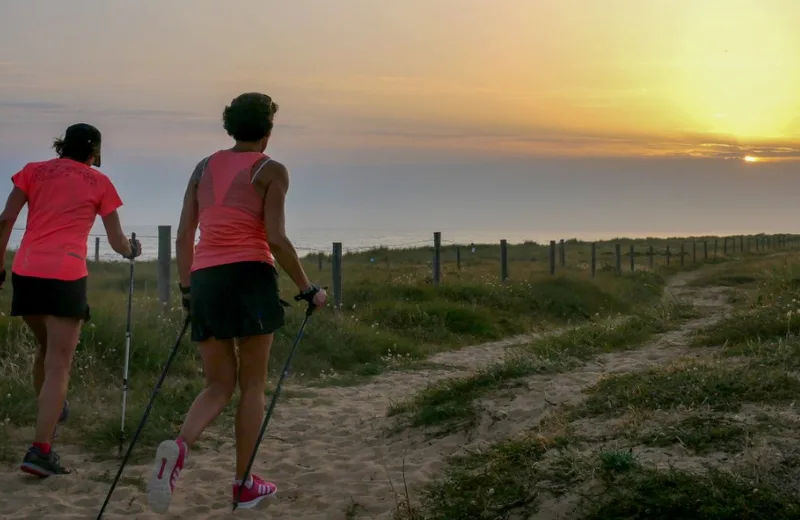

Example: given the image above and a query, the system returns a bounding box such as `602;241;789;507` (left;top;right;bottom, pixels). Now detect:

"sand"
0;267;730;519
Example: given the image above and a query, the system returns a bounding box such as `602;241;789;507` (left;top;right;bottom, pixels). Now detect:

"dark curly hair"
53;123;102;163
222;93;279;142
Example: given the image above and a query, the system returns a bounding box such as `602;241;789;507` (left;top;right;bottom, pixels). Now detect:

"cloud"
4;94;800;163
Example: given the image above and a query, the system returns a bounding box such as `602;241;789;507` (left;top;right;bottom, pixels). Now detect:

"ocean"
6;224;723;263
6;225;544;262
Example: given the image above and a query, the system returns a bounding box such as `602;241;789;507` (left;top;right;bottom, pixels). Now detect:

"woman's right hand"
296;284;328;311
127;238;142;259
312;287;327;309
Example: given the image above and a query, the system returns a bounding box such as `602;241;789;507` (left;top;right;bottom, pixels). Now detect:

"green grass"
693;258;800;348
571;360;800;419
400;249;800;520
0;235;790;458
387;297;697;437
580;467;800;520
405;428;800;520
413;434;565;520
638;415;755;455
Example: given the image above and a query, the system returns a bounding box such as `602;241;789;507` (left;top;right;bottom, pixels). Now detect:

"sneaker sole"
147;441;180;514
235;489;277;510
20;462;53;478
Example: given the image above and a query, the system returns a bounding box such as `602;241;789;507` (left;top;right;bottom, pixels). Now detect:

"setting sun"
744;155;759;163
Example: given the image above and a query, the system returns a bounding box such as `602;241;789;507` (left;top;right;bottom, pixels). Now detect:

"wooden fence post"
724;238;728;255
648;245;654;269
692;241;696;263
433;232;441;286
94;236;100;262
332;242;342;310
703;241;708;261
714;239;718;257
549;240;556;275
680;243;685;266
157;225;171;309
739;236;744;253
317;253;323;271
456;246;461;271
615;243;622;274
629;244;635;272
666;245;671;265
559;239;566;267
500;239;508;282
591;242;596;278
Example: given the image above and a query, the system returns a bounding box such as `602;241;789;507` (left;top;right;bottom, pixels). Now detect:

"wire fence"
34;225;788;312
6;226;437;262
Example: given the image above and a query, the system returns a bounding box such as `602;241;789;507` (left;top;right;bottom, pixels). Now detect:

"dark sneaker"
20;447;71;478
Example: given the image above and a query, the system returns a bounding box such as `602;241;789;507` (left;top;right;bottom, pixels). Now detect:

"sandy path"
0;267;732;520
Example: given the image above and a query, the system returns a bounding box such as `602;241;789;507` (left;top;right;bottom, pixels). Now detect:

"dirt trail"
0;267;733;520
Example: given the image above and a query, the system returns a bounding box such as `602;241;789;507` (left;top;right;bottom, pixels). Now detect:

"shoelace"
170;466;182;491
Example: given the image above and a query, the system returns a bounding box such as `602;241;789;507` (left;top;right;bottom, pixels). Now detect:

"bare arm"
176;160;203;288
0;187;27;267
261;162;312;292
101;210;134;258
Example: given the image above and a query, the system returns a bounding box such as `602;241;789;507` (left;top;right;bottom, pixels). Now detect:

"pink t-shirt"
11;158;123;281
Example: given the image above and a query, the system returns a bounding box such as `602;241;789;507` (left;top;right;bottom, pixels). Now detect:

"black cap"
64;123;101;147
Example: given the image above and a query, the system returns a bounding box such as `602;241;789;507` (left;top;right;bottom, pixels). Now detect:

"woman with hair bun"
0;123;141;477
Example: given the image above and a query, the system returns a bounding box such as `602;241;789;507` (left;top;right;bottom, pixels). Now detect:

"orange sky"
2;0;800;236
1;0;800;162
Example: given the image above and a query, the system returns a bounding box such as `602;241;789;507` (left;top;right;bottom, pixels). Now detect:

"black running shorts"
189;260;285;342
10;273;91;321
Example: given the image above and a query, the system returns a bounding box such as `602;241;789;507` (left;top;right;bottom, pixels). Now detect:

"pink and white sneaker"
147;438;188;514
232;474;277;509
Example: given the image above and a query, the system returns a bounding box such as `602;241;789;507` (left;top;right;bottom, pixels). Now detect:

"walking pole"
119;232;136;457
97;317;190;520
233;301;316;511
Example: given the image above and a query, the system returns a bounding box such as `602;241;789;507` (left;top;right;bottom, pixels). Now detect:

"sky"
1;0;800;247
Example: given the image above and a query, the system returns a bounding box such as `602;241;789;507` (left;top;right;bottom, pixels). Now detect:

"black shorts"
189;261;285;342
10;273;91;321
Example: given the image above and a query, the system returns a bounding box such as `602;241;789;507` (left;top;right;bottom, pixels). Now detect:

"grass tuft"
572;360;800;419
581;467;800;520
388;298;697;436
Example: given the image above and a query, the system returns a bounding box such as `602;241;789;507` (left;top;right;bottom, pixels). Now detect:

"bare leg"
178;337;237;445
33;316;80;445
23;316;47;395
234;333;273;480
148;338;237;513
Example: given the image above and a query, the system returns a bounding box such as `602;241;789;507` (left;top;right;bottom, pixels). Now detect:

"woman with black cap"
0;123;142;477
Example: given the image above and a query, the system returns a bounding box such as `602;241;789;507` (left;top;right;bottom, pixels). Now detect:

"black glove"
0;268;6;289
124;238;141;260
179;284;190;314
294;284;322;314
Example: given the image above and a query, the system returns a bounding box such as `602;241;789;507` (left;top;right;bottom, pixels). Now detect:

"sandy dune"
0;268;729;519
